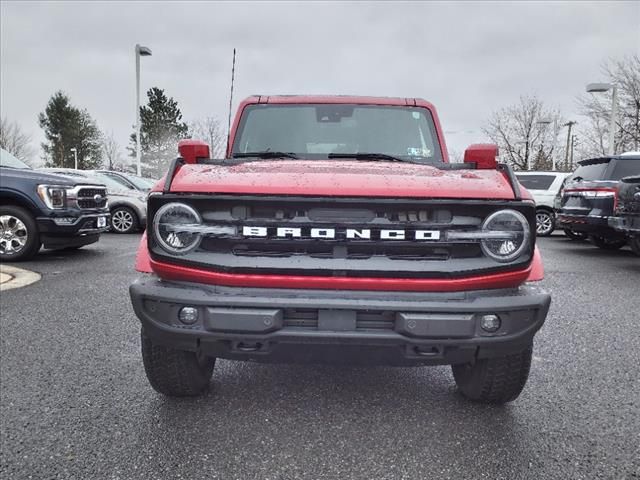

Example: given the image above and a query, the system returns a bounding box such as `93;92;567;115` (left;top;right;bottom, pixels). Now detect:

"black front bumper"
37;212;110;249
556;213;625;239
130;277;551;366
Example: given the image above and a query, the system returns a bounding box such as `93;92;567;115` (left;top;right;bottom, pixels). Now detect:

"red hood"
164;160;521;200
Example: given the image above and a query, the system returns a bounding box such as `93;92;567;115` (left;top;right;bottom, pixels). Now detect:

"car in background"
515;171;570;236
97;170;157;192
609;174;640;255
39;168;147;234
0;149;110;261
556;153;640;250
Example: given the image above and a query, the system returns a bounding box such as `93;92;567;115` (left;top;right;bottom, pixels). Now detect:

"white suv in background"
516;171;571;236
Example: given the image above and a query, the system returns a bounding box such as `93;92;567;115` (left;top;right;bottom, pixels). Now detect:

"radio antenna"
226;48;237;158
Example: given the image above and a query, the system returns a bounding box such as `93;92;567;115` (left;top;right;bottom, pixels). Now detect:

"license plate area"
318;310;356;331
97;216;107;228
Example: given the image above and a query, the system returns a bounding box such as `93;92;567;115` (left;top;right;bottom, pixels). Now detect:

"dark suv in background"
609;174;640;255
556;153;640;250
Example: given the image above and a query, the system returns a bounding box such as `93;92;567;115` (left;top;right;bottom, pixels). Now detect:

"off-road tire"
110;206;138;234
563;228;587;241
141;331;215;397
629;236;640;256
0;205;41;262
452;344;533;404
589;235;627;250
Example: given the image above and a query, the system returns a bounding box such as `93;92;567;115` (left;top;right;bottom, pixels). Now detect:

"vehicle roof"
578;154;640;165
243;95;436;109
514;171;570;176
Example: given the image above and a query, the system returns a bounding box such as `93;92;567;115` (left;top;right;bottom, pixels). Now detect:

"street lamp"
135;44;152;176
70;148;78;170
586;82;617;156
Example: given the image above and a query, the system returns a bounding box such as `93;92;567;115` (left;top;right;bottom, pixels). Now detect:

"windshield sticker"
407;147;432;157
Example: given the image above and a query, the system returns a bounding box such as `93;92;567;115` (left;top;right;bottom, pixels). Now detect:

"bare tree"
576;54;640;158
482;95;565;171
101;130;122;170
0;117;34;163
189;116;226;158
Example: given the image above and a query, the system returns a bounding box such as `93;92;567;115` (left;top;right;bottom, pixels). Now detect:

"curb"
0;265;41;291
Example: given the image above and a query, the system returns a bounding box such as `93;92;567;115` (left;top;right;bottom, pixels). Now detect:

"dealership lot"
1;234;638;479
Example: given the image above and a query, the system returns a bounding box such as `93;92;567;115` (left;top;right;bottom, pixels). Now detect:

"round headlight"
480;209;530;262
153;202;202;254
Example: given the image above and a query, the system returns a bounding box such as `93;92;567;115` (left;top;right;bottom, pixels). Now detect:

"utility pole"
570;135;577;168
563;121;576;171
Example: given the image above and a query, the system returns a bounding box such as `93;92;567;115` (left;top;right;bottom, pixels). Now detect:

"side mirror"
178;139;210;164
464;143;499;170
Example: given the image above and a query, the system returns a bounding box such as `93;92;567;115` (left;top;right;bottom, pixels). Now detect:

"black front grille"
148;194;536;279
284;308;394;330
77;188;108;209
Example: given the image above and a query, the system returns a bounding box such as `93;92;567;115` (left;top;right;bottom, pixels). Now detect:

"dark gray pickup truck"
0;149;110;261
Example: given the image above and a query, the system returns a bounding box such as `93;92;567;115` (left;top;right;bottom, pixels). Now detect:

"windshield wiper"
327;153;408;163
233;151;298;159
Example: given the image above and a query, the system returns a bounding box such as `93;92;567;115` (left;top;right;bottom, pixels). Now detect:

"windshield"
120;174;155;190
232;104;443;162
0;149;31;169
515;174;556;191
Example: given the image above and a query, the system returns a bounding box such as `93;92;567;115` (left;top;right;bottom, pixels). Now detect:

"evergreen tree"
38;91;103;169
129;87;189;177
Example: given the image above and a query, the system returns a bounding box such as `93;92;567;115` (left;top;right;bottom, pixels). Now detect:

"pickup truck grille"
148;195;535;279
77;188;108;209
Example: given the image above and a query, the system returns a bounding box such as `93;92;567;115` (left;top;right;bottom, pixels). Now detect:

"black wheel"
589;235;627;250
452;345;532;404
0;205;41;261
563;228;587;241
110;206;138;234
141;331;215;397
535;209;555;237
630;236;640;256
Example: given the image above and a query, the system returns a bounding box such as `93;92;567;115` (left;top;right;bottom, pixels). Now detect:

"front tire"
110;206;138;234
0;205;41;262
452;345;532;404
589;235;627;250
535;209;555;237
141;331;215;397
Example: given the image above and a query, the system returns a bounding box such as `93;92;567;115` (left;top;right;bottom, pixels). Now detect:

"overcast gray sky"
1;0;638;162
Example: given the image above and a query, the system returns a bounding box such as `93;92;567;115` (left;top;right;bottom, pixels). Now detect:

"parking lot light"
586;82;617;156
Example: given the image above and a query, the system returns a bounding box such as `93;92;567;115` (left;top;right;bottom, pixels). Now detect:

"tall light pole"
70;148;78;170
563;121;577;171
586;82;617;156
135;44;152;176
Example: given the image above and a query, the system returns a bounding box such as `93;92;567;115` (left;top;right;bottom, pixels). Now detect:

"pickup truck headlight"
153;202;202;254
480;209;531;262
37;185;68;209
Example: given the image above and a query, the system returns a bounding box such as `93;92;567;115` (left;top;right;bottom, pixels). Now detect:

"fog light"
480;314;501;332
178;306;198;325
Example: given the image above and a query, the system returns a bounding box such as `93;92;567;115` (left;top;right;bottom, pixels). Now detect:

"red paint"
225;96;449;162
163;160;520;199
135;231;153;273
178;139;210;164
464;144;499;170
526;246;544;282
148;258;532;292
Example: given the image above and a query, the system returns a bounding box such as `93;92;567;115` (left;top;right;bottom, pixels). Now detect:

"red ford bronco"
130;96;550;403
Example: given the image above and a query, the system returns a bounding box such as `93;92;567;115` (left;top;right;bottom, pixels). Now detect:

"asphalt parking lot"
1;233;639;480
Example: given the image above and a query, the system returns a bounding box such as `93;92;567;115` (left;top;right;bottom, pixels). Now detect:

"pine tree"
129;87;189;177
38;91;103;169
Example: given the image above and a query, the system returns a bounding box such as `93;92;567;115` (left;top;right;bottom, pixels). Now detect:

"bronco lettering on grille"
241;226;441;241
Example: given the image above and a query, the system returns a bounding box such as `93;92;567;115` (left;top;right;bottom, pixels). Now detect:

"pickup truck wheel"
589;235;627;250
563;228;587;241
535;210;555;237
0;206;41;262
452;344;532;404
110;207;138;234
141;331;215;397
